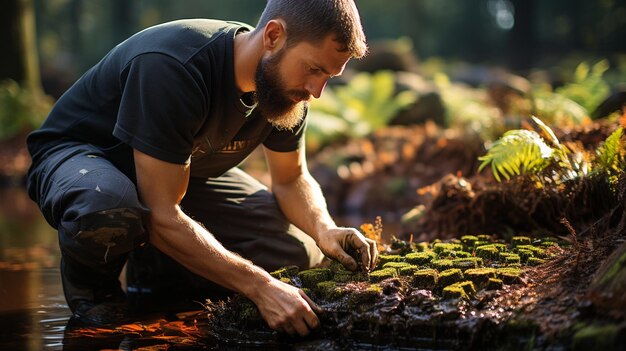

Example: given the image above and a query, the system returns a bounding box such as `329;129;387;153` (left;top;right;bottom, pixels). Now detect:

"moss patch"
298;268;332;288
370;267;398;283
452;257;483;270
412;268;438;289
405;251;436;266
438;268;464;288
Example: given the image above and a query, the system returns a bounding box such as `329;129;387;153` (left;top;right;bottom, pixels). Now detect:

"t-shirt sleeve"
112;53;205;164
262;109;308;152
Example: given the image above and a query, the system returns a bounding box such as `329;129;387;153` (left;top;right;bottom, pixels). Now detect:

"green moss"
399;266;418;276
474;241;490;248
457;281;476;297
237;298;262;320
377;254;403;267
497;267;523;284
485;278;504;290
383;261;413;272
369;267;398;282
492;243;507;252
475;245;499;260
315;281;347;300
433;242;464;255
527;257;546;266
499;253;521;264
334;270;355;283
298;268;332;288
461;235;478;247
464;268;497;287
279;277;292;285
432;259;454;270
516;248;534;263
405;251;436;266
515;245;546;258
477;234;492;241
347;284;383;308
270;265;300;279
438;268;464;288
329;260;349;273
450;251;471;258
452;257;483;270
442;282;469;300
511;236;531;247
412;269;438;289
572;324;621;351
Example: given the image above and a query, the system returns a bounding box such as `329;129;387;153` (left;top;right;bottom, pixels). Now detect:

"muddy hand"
251;278;321;336
317;227;378;272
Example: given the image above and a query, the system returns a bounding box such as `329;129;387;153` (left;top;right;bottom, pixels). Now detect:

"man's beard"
254;49;309;131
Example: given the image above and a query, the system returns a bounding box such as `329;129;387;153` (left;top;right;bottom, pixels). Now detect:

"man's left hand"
316;227;378;272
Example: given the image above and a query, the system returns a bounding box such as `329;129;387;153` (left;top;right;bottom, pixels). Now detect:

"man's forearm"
147;206;272;298
271;171;336;243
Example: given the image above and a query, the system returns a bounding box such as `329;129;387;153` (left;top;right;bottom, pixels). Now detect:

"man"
26;0;377;336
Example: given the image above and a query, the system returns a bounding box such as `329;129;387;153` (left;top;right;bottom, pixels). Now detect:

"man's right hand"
249;278;321;336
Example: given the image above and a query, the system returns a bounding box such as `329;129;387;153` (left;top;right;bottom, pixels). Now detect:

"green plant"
594;127;626;184
307;71;417;150
478;129;554;182
556;60;611;116
434;72;505;141
0;79;53;140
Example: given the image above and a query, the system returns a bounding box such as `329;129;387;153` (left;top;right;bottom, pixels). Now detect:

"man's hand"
250;278;322;336
316;227;378;272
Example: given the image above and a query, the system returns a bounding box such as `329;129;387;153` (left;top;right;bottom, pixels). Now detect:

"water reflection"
0;186;68;351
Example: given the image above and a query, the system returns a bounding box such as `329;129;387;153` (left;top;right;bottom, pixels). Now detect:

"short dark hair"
254;0;368;58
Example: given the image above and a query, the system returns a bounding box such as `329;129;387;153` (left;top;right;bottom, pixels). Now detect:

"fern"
595;127;625;183
555;60;611;115
478;129;554;182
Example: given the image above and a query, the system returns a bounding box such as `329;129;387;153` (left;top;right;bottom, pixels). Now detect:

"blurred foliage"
307;71;416;151
555;60;611;116
433;73;504;142
0;80;53;140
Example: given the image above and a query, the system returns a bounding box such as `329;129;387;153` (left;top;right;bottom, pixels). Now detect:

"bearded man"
26;0;377;336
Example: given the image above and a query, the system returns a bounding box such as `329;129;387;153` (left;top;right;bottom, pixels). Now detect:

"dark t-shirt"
27;19;306;180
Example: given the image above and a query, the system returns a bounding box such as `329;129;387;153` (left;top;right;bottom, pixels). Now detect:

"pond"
0;186;68;351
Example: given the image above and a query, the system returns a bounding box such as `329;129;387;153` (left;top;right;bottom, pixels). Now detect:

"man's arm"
133;149;320;336
264;145;378;271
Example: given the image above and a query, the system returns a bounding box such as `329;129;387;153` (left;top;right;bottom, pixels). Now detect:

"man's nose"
305;78;327;99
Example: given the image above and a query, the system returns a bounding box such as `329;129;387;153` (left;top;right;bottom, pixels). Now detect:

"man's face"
254;35;352;130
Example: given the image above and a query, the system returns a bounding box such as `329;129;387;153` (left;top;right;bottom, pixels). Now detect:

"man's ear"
262;19;287;53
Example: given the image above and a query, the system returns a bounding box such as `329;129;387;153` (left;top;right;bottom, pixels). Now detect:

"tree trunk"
0;0;42;92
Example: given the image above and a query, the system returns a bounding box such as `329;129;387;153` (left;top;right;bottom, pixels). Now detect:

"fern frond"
478;130;554;182
596;127;625;175
531;115;560;146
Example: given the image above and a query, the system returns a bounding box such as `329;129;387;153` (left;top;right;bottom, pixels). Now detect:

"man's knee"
57;172;149;265
60;206;147;265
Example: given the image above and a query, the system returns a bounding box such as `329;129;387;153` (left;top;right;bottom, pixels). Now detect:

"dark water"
0;187;67;350
0;187;69;351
